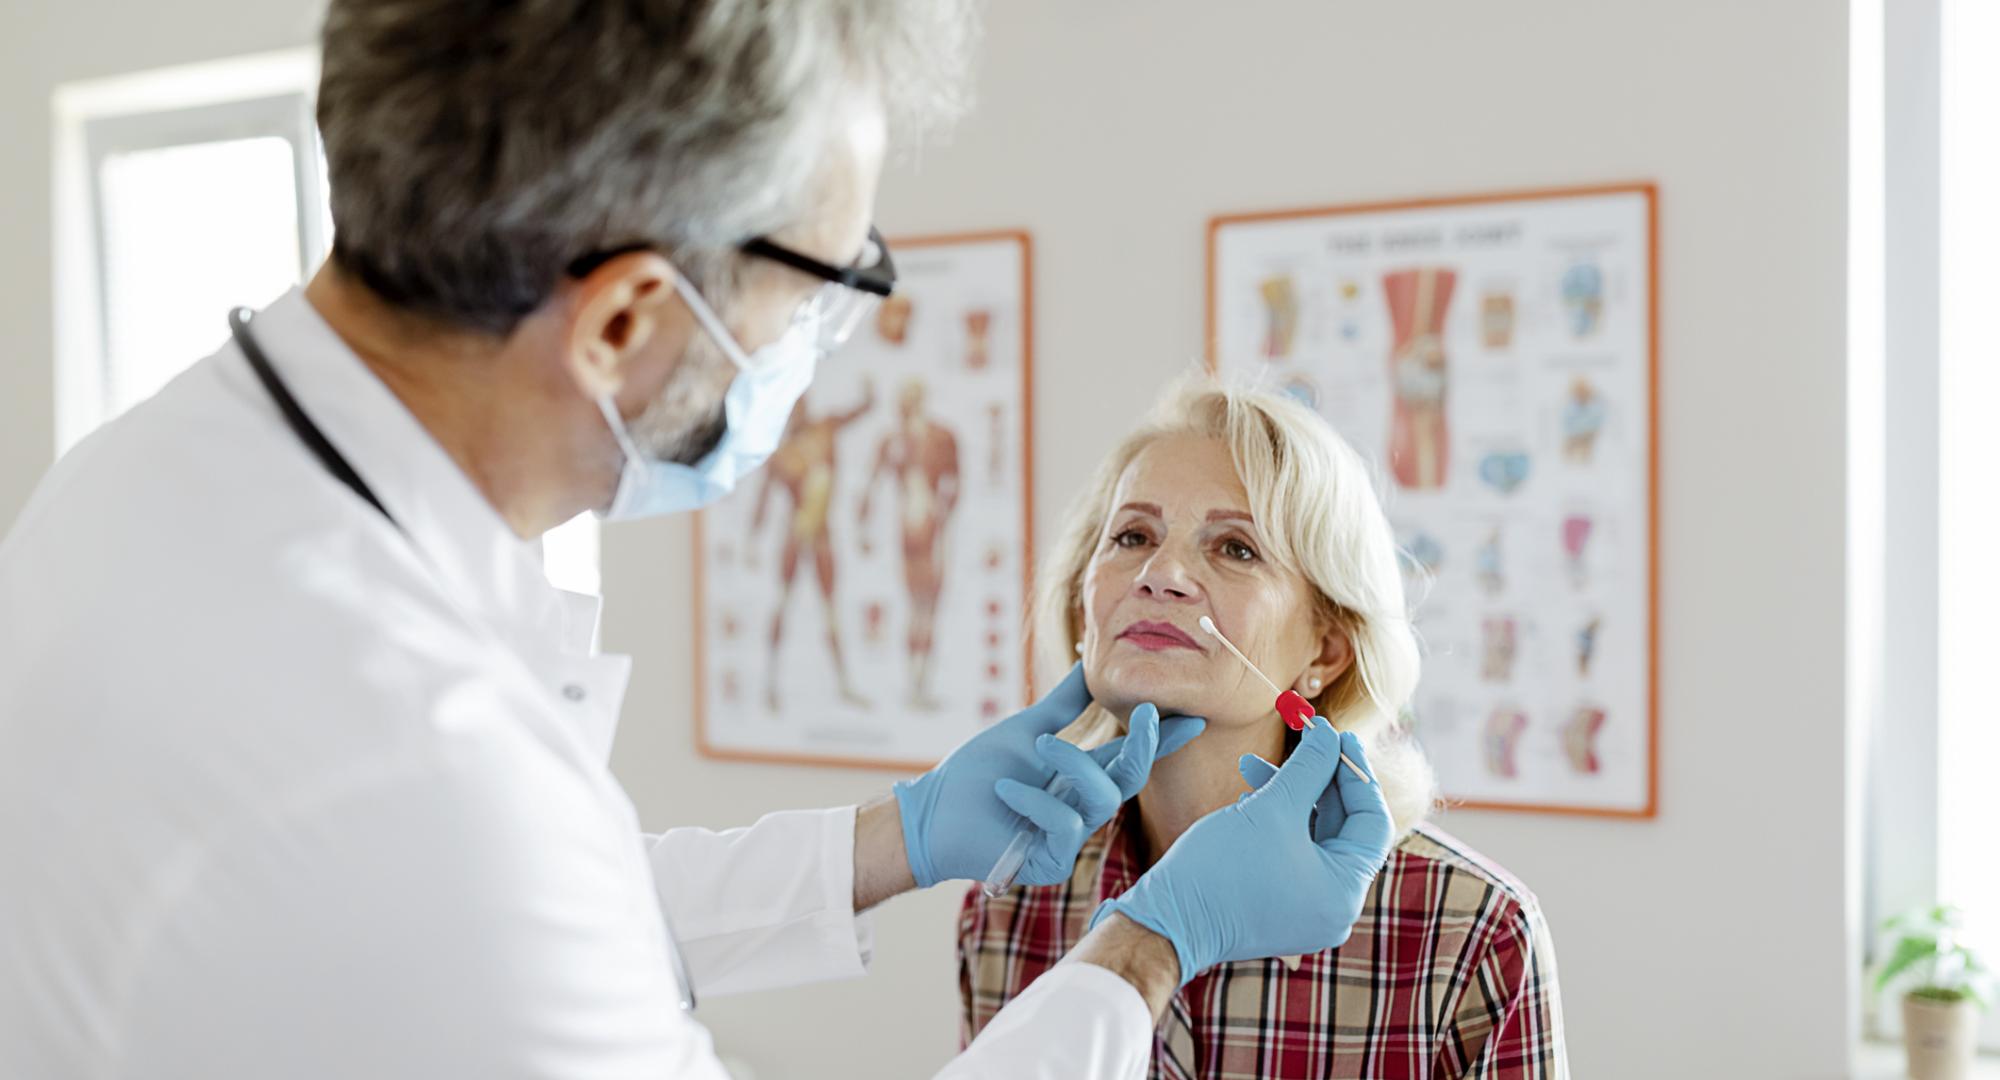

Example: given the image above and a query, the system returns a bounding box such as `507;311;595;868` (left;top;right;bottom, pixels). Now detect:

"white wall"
2;2;1861;1077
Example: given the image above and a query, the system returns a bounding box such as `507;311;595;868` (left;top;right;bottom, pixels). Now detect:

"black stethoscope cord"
229;307;398;528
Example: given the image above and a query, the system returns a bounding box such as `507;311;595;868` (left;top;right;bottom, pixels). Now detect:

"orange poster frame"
1205;183;1659;820
692;229;1036;773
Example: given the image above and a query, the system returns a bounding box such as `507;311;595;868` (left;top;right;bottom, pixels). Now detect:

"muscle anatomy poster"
1211;186;1657;816
696;232;1033;769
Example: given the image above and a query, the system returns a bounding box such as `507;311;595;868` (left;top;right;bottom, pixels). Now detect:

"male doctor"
0;1;1395;1076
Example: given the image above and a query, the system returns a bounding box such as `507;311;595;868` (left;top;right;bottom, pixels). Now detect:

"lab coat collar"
243;288;627;759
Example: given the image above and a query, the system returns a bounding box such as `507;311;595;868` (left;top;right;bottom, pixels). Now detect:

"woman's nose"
1134;548;1202;602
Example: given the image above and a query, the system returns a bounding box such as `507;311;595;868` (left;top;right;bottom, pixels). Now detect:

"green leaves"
1875;935;1939;994
1872;904;1995;1012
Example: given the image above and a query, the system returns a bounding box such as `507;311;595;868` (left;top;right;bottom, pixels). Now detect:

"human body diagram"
751;384;877;711
858;380;961;711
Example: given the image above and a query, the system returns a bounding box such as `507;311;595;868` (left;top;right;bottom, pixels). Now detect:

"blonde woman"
958;380;1566;1078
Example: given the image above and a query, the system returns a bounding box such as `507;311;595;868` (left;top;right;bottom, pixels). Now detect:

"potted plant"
1874;905;1994;1080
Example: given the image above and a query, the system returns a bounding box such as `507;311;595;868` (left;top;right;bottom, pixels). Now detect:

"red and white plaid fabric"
959;809;1566;1078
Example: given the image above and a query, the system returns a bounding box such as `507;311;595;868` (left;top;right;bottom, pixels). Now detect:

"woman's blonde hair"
1040;376;1436;835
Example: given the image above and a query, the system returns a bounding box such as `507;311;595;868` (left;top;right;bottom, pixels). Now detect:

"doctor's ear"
563;250;681;399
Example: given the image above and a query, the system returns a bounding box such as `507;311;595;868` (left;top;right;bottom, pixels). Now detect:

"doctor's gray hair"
317;0;978;335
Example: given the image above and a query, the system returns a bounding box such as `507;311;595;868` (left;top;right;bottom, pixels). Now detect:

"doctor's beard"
628;322;734;467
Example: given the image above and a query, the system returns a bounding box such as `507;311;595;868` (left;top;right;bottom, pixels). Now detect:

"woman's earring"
1307;676;1323;692
1075;641;1085;656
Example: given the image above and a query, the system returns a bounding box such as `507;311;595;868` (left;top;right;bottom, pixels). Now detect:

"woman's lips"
1116;620;1204;652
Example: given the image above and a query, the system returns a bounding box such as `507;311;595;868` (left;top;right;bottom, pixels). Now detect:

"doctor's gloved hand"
892;663;1206;889
1089;718;1392;986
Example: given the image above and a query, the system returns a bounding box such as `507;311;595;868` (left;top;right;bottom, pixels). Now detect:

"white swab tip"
1197;616;1218;636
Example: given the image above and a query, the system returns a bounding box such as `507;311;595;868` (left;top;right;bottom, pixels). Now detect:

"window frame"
53;49;323;455
82;93;325;418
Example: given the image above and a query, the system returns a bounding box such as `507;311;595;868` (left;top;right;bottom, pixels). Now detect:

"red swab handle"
1276;690;1314;732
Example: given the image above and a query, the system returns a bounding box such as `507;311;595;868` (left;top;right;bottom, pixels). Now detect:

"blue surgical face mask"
594;274;820;520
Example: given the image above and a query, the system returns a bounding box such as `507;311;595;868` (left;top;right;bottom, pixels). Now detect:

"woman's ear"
1298;620;1355;697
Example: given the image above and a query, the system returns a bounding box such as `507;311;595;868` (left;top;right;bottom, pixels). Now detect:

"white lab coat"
0;288;1153;1078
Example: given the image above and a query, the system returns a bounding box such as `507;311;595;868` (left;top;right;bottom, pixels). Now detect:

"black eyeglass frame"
742;226;896;298
565;226;898;298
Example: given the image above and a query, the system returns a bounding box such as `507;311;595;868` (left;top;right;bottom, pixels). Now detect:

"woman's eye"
1221;538;1259;562
1112;528;1150;549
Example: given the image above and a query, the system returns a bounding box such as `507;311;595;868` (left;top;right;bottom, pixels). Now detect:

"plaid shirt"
958;810;1566;1078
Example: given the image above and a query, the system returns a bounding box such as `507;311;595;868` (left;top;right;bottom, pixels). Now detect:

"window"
90;100;321;419
1935;0;2000;1026
53;51;599;595
1869;0;2000;1052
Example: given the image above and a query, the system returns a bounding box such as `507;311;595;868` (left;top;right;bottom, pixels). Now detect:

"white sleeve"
118;738;730;1080
645;806;874;998
932;964;1156;1080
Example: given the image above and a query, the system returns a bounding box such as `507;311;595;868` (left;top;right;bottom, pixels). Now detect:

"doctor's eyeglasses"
742;226;896;356
565;226;897;358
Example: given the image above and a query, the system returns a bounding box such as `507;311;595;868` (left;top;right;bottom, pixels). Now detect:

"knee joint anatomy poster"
695;231;1034;770
1209;185;1657;817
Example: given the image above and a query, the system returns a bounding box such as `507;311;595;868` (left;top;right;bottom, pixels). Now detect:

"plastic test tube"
981;774;1074;898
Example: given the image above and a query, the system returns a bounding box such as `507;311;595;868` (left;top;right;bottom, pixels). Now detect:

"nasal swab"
1199;616;1289;698
1198;615;1373;784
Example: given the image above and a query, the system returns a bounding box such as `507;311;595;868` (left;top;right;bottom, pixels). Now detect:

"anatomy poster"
1210;185;1657;816
695;232;1033;769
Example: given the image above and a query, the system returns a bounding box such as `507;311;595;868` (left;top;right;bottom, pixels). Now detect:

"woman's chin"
1088;651;1216;717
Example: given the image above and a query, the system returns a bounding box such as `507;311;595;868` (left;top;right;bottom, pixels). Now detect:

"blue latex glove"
893;663;1207;889
1089;717;1392;985
1235;742;1362;844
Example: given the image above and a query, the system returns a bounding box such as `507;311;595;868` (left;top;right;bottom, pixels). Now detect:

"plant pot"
1903;994;1979;1080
